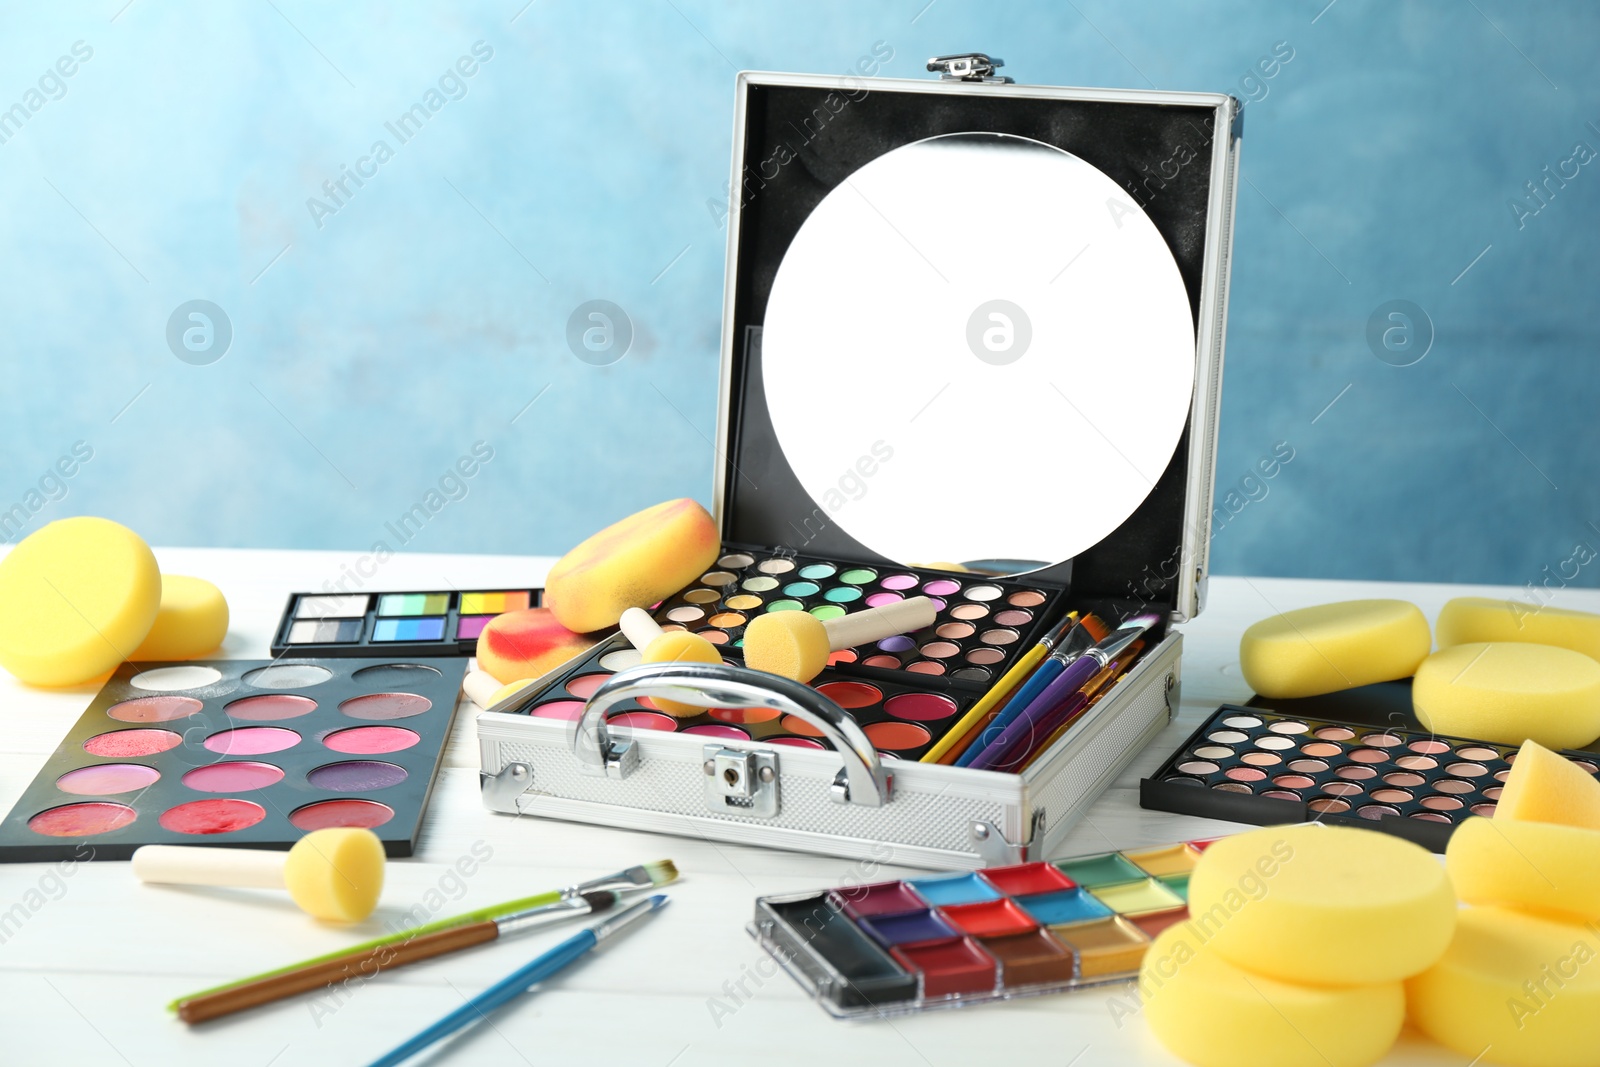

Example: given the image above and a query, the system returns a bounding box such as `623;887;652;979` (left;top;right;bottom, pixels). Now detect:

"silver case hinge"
968;819;1029;866
482;761;532;814
703;745;779;818
926;52;1013;83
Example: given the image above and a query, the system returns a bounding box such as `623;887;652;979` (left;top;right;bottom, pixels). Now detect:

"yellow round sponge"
1438;596;1600;663
544;499;720;633
283;828;386;922
1141;924;1405;1067
641;630;723;717
1186;824;1455;986
1447;816;1600;923
742;611;828;682
1238;599;1430;699
132;575;228;660
1496;739;1600;830
1407;906;1600;1067
0;517;161;686
1413;642;1600;750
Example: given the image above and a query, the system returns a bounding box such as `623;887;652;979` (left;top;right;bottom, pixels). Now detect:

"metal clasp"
926;53;1013;83
703;745;779;818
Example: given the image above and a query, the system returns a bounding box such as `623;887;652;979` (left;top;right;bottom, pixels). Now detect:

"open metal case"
478;55;1240;868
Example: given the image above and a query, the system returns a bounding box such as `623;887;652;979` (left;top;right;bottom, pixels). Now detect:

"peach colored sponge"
476;608;599;684
544;499;720;634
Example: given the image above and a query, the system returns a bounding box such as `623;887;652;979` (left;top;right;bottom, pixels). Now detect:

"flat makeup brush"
175;891;622;1024
168;858;678;1011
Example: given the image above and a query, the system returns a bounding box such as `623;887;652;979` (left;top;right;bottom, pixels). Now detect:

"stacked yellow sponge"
1409;740;1600;1067
1142;823;1454;1067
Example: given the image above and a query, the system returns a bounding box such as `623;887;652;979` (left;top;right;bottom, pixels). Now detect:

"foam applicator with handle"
1238;599;1430;699
743;596;937;683
544;498;720;633
618;607;722;717
132;827;385;922
1413;641;1600;750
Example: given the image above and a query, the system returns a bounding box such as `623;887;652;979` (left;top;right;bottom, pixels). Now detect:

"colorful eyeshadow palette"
1140;704;1600;851
653;546;1062;686
0;658;467;861
270;588;541;657
749;841;1209;1017
508;635;975;761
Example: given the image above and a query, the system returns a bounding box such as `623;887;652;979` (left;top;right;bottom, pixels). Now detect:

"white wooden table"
3;547;1587;1066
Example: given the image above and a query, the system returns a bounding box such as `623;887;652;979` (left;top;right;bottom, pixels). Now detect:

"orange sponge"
544;499;720;634
475;608;599;684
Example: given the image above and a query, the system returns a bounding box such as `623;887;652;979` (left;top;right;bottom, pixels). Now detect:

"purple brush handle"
985;692;1091;773
968;654;1101;772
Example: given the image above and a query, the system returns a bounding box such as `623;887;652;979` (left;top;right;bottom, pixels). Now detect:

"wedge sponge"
1407;906;1600;1067
1496;739;1600;830
476;608;599;684
1186;824;1455;986
544;499;720;633
0;517;161;686
1447;816;1600;923
1413;642;1600;750
1238;599;1430;699
1438;596;1600;663
1141;924;1405;1067
132;575;228;660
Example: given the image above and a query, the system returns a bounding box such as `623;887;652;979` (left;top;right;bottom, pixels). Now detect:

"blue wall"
2;1;1596;591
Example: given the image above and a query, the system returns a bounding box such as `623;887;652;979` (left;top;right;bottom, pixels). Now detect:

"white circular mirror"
762;132;1196;573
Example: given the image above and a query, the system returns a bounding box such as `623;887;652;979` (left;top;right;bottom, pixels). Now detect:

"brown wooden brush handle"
177;920;500;1024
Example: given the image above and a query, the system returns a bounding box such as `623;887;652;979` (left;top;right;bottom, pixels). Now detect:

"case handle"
571;662;892;808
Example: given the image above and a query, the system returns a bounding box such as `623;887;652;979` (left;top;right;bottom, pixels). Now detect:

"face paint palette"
653;545;1062;685
270;588;542;657
510;635;974;761
1140;704;1600;851
0;658;467;861
749;839;1209;1017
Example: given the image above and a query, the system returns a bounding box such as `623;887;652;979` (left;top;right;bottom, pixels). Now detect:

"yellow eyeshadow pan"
1051;917;1149;977
1123;843;1199;877
1088;878;1186;915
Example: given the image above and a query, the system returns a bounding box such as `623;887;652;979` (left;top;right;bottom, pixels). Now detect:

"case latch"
926;53;1013;83
704;745;779;818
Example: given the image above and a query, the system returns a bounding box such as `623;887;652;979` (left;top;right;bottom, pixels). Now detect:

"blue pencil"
365;895;669;1067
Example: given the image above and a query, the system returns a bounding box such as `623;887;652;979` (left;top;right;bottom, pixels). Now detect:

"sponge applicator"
132;575;229;660
1437;596;1600;663
1413;642;1600;750
1238;599;1430;699
1495;739;1600;830
618;607;722;716
743;596;938;683
544;499;720;634
0;516;161;686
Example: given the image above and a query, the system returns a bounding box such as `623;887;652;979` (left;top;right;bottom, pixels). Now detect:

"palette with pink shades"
0;657;466;861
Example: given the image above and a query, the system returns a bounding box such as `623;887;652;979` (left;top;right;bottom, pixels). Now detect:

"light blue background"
1;1;1596;590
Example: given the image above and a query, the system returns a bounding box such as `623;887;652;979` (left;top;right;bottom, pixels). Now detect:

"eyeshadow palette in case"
1140;704;1600;851
751;838;1211;1017
478;56;1238;868
0;658;467;861
270;588;541;657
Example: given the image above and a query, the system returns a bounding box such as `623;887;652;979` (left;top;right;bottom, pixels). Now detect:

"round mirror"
762;132;1195;574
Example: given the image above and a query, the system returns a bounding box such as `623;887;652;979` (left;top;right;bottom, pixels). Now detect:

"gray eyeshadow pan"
289;620;363;644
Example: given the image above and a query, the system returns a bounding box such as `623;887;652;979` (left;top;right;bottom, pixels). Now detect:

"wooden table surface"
3;547;1590;1066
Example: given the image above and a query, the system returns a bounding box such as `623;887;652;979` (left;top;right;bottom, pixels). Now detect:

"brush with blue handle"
953;614;1104;768
365;894;670;1067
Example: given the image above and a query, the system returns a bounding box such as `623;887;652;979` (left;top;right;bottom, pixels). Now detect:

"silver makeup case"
479;55;1240;869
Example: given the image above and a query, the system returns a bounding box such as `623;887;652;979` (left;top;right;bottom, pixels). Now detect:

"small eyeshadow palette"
652;546;1062;687
512;635;977;761
749;840;1210;1017
270;588;542;657
1140;705;1600;851
0;658;467;862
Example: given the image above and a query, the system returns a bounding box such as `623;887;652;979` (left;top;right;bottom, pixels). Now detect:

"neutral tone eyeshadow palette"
750;839;1209;1017
0;658;467;862
270;588;541;657
654;545;1062;686
1140;704;1600;851
512;635;976;761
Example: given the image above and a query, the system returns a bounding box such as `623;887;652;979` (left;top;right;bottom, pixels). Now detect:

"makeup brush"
167;859;678;1010
366;895;671;1067
175;891;622;1024
921;612;1079;764
953;614;1109;768
965;615;1160;772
